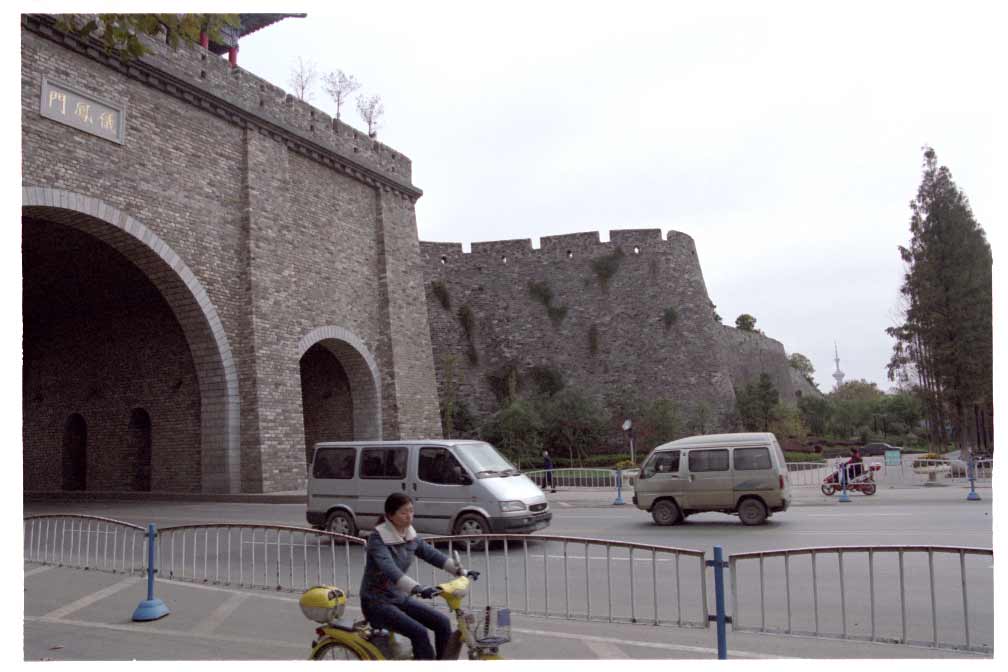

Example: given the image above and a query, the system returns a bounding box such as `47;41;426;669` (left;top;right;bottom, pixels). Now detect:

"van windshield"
452;442;519;478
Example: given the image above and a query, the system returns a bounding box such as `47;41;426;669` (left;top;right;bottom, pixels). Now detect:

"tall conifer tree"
887;147;993;451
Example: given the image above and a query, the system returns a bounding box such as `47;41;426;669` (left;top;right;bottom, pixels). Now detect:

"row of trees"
886;148;993;452
731;374;925;447
439;358;715;468
288;58;384;137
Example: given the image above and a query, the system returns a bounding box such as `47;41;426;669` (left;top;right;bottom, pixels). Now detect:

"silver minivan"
306;440;552;538
632;432;791;526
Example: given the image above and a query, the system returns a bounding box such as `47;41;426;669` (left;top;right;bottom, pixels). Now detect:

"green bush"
784;451;825;463
547;305;568;325
431;280;451;310
590;247;625;289
528;365;565;397
528;280;553;307
663;307;678;329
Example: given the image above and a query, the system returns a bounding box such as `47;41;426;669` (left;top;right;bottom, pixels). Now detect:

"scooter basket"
474;606;511;645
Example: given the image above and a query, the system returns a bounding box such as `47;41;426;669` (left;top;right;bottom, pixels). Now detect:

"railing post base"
133;523;169;622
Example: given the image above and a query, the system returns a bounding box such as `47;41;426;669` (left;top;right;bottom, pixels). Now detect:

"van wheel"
651;499;682;526
453;513;490;551
738;498;767;526
325;510;357;537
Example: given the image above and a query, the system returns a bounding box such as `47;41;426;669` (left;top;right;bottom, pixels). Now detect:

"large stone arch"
22;187;241;493
297;326;383;441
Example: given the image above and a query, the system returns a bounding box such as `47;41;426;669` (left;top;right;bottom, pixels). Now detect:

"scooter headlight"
499;500;527;512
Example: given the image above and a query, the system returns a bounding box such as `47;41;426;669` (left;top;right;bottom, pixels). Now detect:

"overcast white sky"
232;0;1000;393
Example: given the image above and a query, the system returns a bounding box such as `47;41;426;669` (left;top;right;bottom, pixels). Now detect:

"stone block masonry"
420;229;739;432
421;228;816;442
22;15;441;493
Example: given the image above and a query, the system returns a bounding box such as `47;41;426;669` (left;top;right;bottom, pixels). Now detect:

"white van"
306;440;551;538
632;432;791;526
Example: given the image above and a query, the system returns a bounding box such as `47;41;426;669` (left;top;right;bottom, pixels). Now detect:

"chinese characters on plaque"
40;78;124;144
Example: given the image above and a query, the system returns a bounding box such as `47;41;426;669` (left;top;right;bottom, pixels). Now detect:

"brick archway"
297;326;382;441
22;187;241;493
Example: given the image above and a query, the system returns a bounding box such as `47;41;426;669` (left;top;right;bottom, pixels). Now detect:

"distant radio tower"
832;342;845;390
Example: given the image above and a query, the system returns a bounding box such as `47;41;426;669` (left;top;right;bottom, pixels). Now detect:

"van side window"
313;447;356;479
360;447;408;479
734;447;771;470
419;447;466;485
688;449;729;472
642;451;679;478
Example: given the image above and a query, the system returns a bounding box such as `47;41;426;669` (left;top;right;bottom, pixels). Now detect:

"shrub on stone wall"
528;279;568;326
528;365;565;397
590;247;625;289
663;307;678;329
431;280;451;310
528;280;553;306
588;324;599;354
457;304;478;364
485;364;521;404
547;305;568;325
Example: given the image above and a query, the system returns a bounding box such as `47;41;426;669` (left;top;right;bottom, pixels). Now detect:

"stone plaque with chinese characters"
40;78;125;144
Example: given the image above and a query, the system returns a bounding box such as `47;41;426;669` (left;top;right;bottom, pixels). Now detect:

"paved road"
23;485;993;660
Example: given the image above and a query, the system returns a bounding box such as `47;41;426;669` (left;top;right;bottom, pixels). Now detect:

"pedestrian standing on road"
359;493;471;660
543;451;556;493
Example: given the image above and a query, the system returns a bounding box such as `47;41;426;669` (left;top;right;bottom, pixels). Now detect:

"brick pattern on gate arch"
21;186;241;494
297;325;383;441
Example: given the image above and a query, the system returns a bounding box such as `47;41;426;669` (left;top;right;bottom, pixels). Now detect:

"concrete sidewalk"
24;564;989;660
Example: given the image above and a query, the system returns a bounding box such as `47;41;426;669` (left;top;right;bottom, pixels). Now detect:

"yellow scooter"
301;556;509;660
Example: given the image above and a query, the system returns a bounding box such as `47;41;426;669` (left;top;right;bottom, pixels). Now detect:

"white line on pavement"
24;565;55;578
25;615;305;651
806;513;914;517
40;577;141;620
190;591;250;636
584;640;630;658
509;626;778;659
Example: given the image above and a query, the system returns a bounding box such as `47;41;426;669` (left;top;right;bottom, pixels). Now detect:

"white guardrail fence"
525;458;992;491
24;514;992;654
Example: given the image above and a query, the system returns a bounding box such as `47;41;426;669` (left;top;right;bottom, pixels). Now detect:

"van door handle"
412;482;417;491
401;482;406;491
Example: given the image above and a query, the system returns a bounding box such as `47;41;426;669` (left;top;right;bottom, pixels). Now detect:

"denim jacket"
359;521;461;608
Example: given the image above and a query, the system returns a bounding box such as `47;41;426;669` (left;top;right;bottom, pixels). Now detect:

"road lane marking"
40;577;141;620
25;615;305;651
190;591;250;636
584;640;630;658
24;565;55;578
807;513;914;517
509;626;778;659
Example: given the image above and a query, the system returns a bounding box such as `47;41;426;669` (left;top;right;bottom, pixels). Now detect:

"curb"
24;491;308;504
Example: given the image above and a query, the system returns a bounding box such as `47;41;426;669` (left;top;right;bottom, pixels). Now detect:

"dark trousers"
363;598;452;660
546;470;554;488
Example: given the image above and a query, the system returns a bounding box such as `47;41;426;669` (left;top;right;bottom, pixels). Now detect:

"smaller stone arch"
297;326;382;441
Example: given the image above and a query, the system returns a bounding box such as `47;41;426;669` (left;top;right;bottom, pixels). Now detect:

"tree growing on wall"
356;94;384;138
886;146;992;452
788;352;818;388
322;69;361;120
55;14;239;58
735;314;757;331
288;56;318;102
